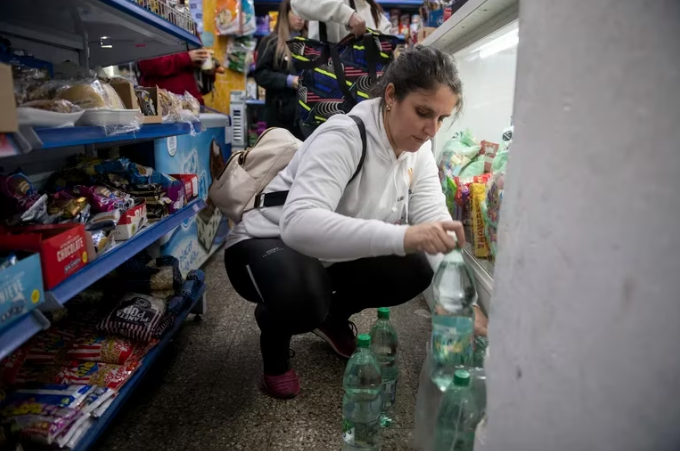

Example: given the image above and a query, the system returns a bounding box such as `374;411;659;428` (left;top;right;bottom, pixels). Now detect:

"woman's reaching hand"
403;221;465;255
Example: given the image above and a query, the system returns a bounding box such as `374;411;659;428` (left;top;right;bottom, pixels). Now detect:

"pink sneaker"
262;369;300;399
313;318;358;359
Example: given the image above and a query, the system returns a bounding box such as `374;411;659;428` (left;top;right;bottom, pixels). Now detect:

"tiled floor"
94;249;432;451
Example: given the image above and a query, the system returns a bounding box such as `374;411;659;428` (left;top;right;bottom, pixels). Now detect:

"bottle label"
382;379;397;408
342;418;355;445
432;317;474;366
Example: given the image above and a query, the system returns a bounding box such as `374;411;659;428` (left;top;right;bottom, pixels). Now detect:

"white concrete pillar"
487;1;680;450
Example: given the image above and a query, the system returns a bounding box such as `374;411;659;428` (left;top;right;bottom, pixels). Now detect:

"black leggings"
224;238;433;374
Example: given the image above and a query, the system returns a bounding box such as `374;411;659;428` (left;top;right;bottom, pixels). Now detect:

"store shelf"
254;0;421;6
0;310;50;362
462;242;494;312
1;0;201;67
46;198;206;306
31;122;201;150
423;0;518;53
378;0;422;6
245;99;265;106
72;281;206;451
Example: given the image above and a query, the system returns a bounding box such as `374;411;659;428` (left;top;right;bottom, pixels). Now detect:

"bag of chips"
97;293;167;342
66;333;135;365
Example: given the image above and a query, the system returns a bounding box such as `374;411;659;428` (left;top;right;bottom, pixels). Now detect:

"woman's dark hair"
365;0;384;30
371;45;463;117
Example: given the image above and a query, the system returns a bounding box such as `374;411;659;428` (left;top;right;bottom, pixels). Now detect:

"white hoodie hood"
226;98;451;263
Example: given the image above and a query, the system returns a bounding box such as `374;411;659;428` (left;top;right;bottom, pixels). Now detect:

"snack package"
241;0;256;35
73;185;133;212
19;99;81;113
135;88;156;116
97;293;167;342
481;172;504;258
158;89;182;121
12;66;50;105
470;182;490;258
66;333;135;365
181;91;200;115
268;11;279;32
480;140;499;173
0;172;47;224
227;37;256;73
215;0;241;35
56;79;126;110
438;130;480;177
1;400;82;445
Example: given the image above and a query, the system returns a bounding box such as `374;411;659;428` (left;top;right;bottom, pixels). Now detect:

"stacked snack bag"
0;254;205;449
438;128;510;260
0;155;198;267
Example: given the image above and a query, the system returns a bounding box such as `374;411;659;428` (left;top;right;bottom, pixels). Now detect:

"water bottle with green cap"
430;248;476;392
342;334;383;450
369;307;399;427
433;369;477;451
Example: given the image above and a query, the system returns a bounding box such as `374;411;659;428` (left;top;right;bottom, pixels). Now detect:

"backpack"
209;116;367;223
289;20;399;138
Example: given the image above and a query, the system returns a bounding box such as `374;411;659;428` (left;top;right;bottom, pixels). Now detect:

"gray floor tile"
94;249;432;451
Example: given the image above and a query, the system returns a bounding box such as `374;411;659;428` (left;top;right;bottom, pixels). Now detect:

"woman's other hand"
473;305;488;336
292;76;300;89
404;221;465;255
189;49;210;65
347;12;367;37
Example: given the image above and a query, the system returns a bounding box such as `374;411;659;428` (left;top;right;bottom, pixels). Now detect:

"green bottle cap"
377;307;390;319
453;369;471;387
357;334;371;348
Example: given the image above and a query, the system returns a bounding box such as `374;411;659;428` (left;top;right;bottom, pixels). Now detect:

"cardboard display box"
110;80;162;124
0;252;45;332
0;224;88;290
0;63;18;133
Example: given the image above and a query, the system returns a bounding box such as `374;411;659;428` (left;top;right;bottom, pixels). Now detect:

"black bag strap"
254;114;367;209
362;33;379;85
329;44;357;108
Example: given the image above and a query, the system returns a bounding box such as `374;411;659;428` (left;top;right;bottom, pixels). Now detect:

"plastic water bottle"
369;307;398;426
433;369;477;451
430;249;476;391
342;334;383;451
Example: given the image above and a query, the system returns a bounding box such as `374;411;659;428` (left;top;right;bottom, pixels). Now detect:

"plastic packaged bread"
57;79;126;110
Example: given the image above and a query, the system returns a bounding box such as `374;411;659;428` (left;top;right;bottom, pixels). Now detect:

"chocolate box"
0;224;88;290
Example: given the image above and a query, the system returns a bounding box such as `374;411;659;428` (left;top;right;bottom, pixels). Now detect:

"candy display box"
0;252;45;332
114;199;148;241
0;224;88;290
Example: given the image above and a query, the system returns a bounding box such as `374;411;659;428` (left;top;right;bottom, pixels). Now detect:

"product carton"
0;63;18;133
0;252;45;332
0;224;88;290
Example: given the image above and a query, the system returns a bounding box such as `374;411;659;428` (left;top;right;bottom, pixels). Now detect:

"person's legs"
224;238;332;397
327;253;434;319
311;253;433;357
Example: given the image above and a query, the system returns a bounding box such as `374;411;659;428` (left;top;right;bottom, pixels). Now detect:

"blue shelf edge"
97;0;202;48
0;310;50;362
72;282;207;451
34;122;202;150
245;99;265;106
48;198;207;306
